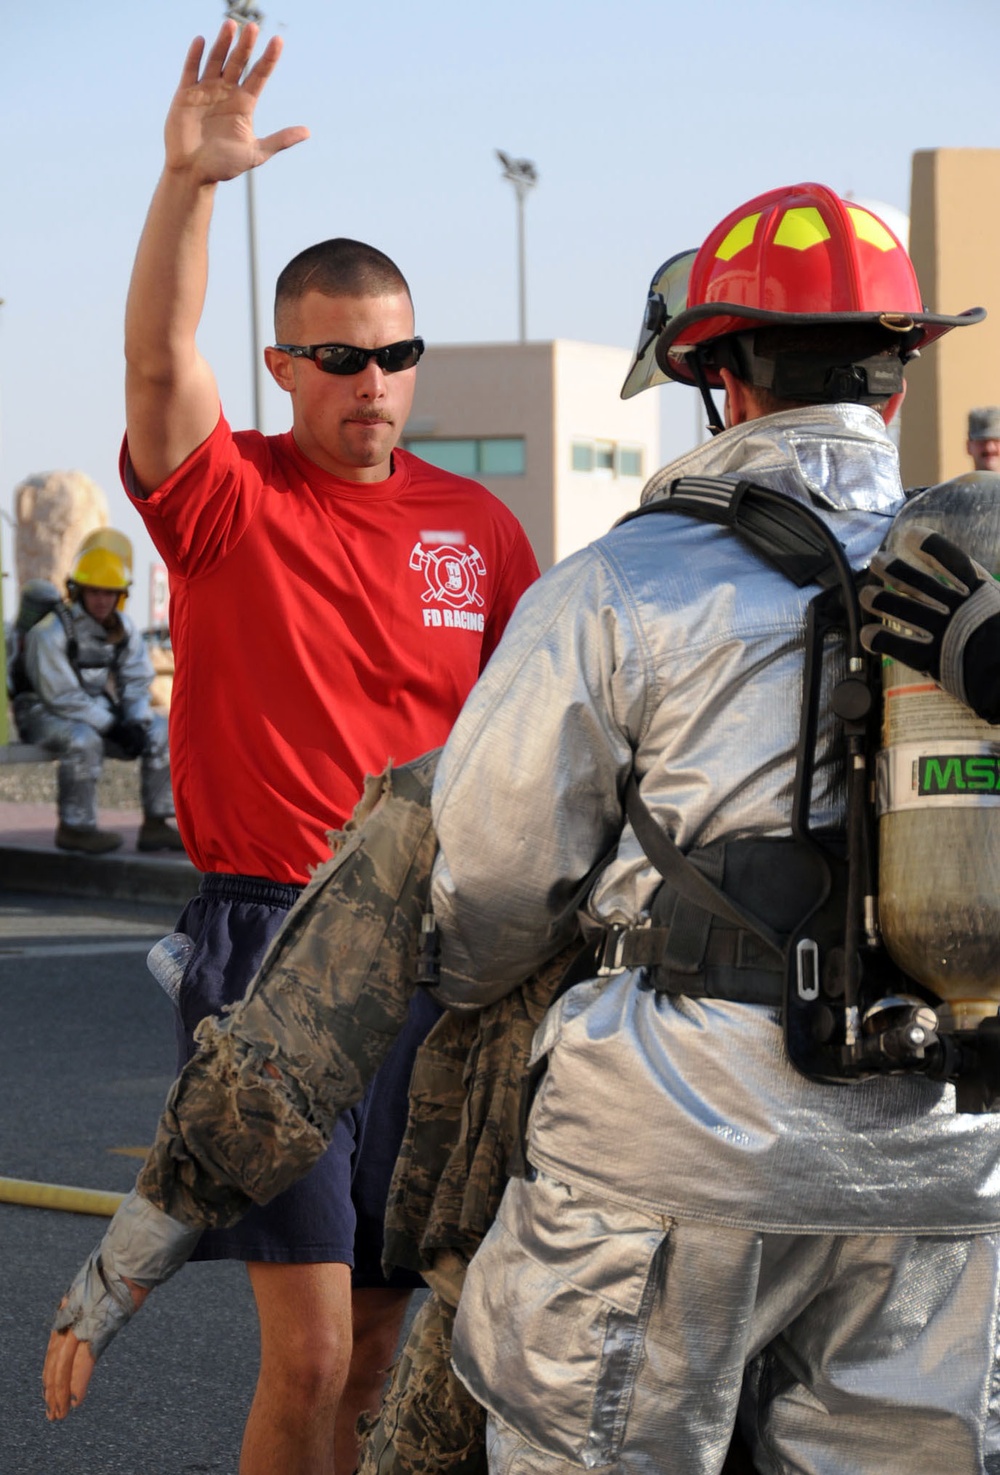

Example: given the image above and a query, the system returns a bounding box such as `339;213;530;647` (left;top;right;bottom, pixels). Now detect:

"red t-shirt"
123;414;539;883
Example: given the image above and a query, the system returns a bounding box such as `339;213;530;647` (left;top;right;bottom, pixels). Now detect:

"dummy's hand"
40;1191;200;1421
165;20;309;186
860;526;1000;722
43;1278;148;1421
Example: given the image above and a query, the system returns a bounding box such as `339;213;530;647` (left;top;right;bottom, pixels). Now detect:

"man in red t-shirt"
42;22;537;1475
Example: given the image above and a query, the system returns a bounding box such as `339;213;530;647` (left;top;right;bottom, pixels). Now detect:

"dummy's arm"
44;751;439;1413
860;527;1000;723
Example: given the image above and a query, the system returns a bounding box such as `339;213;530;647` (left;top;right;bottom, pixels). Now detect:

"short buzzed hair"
274;238;411;333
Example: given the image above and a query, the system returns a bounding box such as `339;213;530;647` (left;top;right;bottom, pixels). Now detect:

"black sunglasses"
272;337;425;376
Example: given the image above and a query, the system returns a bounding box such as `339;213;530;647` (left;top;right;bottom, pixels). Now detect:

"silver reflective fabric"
19;599;154;732
460;1175;1000;1475
431;403;1000;1234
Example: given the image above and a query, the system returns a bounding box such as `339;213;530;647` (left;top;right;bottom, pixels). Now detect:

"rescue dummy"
43;753;441;1411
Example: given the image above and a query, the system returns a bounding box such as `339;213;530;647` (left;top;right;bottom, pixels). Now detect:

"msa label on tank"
919;755;1000;793
877;741;1000;814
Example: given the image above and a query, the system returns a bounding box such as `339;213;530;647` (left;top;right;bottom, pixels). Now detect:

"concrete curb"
0;844;200;907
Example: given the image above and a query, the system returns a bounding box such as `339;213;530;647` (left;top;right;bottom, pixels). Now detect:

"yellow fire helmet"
68;529;134;609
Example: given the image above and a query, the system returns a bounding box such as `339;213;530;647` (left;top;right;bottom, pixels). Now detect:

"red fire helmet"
622;184;983;402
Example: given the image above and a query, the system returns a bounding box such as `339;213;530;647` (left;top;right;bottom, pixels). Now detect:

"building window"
617;446;644;478
571;439;644;479
479;438;526;475
571;441;594;472
594;440;615;472
406;438;478;476
404;436;525;476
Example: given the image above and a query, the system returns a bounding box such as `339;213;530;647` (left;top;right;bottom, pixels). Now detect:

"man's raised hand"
164;20;309;185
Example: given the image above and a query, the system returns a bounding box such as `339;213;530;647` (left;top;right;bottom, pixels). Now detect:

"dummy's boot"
55;823;124;855
137;817;186;853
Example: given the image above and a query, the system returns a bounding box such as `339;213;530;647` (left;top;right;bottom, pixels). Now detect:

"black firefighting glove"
860;526;1000;724
105;716;149;758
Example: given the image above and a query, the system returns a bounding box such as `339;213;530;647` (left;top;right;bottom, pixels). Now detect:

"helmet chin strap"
691;350;726;435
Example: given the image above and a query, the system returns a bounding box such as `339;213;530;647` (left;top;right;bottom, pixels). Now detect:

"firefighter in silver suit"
13;530;182;854
429;185;1000;1474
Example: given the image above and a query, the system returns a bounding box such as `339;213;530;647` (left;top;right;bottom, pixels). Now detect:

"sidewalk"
0;800;200;906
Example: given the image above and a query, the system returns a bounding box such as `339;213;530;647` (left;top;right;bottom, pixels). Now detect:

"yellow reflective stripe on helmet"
773;207;831;251
715;212;761;262
847;207;898;252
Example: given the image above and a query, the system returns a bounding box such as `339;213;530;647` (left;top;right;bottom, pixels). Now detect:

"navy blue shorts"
173;873;440;1285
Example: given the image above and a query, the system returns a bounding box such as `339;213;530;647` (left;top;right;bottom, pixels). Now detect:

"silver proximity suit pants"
16;709;173;829
455;1172;1000;1475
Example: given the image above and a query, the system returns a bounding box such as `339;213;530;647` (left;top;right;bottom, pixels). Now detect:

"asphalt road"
0;889;264;1474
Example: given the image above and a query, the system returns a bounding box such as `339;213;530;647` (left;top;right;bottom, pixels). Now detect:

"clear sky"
2;0;998;616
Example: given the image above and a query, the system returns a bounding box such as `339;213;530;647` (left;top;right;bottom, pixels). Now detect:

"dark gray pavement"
0;887;258;1473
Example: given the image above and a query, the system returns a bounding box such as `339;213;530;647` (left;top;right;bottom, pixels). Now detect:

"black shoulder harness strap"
622;771;784;960
619;475;852;595
53;604;82;678
613;475;888;1084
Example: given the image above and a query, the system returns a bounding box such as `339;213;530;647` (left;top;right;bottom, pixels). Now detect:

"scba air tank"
877;473;1000;1027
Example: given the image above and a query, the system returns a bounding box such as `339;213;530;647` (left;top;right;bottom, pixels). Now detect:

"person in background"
967;406;1000;471
11;529;182;856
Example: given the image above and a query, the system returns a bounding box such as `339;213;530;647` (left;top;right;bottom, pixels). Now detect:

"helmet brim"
655;302;986;388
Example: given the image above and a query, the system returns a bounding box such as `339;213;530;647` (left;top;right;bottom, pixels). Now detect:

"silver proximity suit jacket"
431;404;1000;1235
18;601;154;734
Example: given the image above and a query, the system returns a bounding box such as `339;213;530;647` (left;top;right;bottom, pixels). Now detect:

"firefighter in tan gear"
425;184;1000;1475
12;530;183;854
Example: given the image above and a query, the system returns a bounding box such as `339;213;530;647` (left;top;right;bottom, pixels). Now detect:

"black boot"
137;817;186;853
55;823;124;855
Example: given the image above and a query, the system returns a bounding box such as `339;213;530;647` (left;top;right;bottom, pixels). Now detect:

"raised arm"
125;21;308;494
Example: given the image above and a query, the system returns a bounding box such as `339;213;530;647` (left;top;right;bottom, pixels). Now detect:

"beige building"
901;148;1000;488
404;340;659;569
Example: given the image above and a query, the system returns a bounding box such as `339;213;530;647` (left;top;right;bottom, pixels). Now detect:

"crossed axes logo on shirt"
409;543;487;609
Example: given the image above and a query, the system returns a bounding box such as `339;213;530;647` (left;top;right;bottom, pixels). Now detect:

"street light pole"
495;151;538;343
225;0;265;431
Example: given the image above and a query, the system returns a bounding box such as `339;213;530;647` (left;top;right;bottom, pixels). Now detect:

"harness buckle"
796;937;821;1001
597;925;629;976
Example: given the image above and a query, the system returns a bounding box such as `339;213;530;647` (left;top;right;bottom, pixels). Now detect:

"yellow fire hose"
0;1176;124;1217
